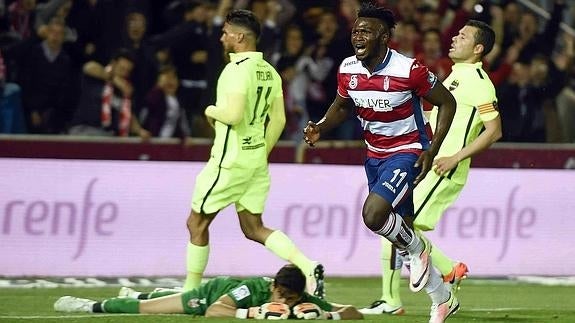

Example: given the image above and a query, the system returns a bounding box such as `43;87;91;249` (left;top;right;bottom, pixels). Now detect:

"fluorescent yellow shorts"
191;160;270;215
413;170;464;231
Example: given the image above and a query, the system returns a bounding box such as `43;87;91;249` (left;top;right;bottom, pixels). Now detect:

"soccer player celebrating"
54;264;363;320
182;9;324;298
360;20;502;321
303;2;457;322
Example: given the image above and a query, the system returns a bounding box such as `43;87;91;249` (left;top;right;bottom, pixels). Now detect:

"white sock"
426;267;449;304
374;212;419;252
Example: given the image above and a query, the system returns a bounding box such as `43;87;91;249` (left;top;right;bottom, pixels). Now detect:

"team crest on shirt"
187;298;200;308
349;75;358;89
383;76;390;91
448;79;459;91
427;71;437;85
231;285;251;300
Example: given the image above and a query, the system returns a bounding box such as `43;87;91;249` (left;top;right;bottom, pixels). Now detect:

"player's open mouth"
355;45;366;55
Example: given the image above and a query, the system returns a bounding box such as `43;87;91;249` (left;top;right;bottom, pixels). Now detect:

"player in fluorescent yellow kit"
183;9;324;298
361;20;502;320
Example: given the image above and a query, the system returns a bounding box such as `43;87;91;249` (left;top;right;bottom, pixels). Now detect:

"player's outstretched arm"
205;295;250;318
329;303;364;320
434;115;502;175
303;95;353;146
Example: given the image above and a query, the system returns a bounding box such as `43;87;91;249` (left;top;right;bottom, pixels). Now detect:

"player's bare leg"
362;193;429;292
184;210;217;291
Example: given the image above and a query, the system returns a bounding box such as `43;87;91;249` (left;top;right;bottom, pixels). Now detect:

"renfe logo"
1;160;573;277
1;178;119;260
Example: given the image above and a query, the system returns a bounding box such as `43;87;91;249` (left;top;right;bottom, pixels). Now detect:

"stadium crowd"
0;0;573;143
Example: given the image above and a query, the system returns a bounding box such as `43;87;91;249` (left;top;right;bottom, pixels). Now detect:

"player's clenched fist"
293;302;324;319
255;302;290;320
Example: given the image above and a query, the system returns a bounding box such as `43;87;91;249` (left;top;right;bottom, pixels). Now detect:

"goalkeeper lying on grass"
54;264;363;320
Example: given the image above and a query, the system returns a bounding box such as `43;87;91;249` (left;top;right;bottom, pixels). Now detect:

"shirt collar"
229;51;262;62
372;48;392;73
452;61;483;70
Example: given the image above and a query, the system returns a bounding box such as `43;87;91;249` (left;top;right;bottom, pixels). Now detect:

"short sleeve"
221;64;250;95
336;65;349;98
470;83;499;122
227;278;271;308
476;100;499;122
409;60;437;97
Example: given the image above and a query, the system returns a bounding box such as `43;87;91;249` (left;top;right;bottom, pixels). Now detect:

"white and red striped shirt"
337;48;437;159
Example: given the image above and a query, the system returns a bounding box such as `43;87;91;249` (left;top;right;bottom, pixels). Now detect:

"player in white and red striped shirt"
303;3;457;322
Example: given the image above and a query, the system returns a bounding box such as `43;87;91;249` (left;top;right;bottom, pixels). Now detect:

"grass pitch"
1;277;574;322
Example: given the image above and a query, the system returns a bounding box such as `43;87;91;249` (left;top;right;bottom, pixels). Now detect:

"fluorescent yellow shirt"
208;51;283;169
429;62;499;185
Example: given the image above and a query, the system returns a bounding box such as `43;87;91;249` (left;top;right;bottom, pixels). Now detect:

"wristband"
327;312;341;320
235;308;248;319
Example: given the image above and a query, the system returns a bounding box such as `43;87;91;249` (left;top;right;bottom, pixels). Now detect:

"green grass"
1;278;574;322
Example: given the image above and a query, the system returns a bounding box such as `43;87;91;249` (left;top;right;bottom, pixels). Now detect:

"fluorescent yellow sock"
380;238;402;306
183;242;209;291
418;231;454;276
264;230;315;274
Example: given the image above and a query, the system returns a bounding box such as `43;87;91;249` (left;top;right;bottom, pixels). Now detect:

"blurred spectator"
69;48;150;139
338;0;360;32
0;48;25;133
18;19;74;133
390;20;420;57
139;65;189;139
168;0;211;137
271;23;308;140
35;0;76;42
554;33;575;142
240;0;295;60
515;0;566;64
498;53;564;142
304;10;354;139
6;0;36;41
417;4;441;32
416;29;452;81
120;11;158;116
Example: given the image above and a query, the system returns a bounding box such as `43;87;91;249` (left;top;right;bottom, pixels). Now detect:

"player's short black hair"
357;2;396;31
466;20;495;57
225;9;261;39
274;264;306;296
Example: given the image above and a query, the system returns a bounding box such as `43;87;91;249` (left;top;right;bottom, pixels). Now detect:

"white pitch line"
0;314;182;319
465;307;536;312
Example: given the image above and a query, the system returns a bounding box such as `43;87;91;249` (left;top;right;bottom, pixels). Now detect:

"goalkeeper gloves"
237;302;289;320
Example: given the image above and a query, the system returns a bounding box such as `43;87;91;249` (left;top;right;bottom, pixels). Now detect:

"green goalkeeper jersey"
182;276;332;315
428;62;499;185
210;51;283;169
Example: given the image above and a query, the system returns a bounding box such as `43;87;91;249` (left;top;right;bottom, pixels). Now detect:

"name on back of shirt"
256;70;273;81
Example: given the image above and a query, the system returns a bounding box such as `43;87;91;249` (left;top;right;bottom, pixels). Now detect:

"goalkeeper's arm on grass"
205;294;363;320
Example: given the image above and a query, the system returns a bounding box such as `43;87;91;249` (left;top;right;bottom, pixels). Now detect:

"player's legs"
184;209;216;290
413;174;464;277
139;293;185;314
54;293;185;315
185;162;244;290
237;165;324;297
362;155;429;292
360;237;404;315
380;238;403;307
101;293;185;314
